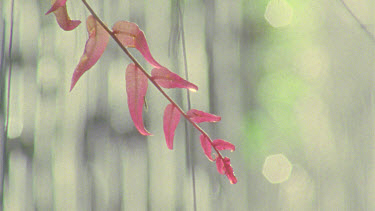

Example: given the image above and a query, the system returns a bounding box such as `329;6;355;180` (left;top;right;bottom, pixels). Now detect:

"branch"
80;0;225;159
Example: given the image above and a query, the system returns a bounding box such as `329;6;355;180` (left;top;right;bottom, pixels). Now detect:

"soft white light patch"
265;0;293;27
262;153;292;183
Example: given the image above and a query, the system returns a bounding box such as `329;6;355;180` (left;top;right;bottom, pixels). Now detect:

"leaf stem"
80;0;224;159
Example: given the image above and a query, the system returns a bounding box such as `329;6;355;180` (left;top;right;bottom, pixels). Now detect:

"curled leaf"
70;15;109;90
213;139;235;152
187;109;221;123
45;0;81;31
112;21;162;68
163;104;181;150
200;134;215;161
53;6;81;31
151;68;198;91
126;63;152;136
223;157;237;184
215;157;237;184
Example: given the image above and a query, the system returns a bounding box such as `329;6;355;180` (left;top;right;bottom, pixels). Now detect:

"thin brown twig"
81;0;225;159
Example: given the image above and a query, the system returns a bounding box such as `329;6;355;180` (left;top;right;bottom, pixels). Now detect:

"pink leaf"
215;157;225;174
151;68;198;91
135;32;163;68
213;139;235;152
45;0;67;15
126;63;152;136
223;157;237;184
53;6;81;31
187;109;221;123
215;157;237;184
112;21;139;47
70;15;109;90
46;0;81;31
163;104;181;150
112;21;163;68
200;134;215;161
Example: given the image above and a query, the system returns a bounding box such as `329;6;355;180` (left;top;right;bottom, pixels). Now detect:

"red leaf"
215;157;225;174
187;109;221;123
45;0;66;15
215;157;237;184
112;21;162;68
135;32;163;68
70;15;109;90
223;157;237;184
53;6;81;31
46;0;81;31
200;134;215;161
151;68;198;91
112;21;139;47
213;139;235;152
163;104;181;150
126;63;152;136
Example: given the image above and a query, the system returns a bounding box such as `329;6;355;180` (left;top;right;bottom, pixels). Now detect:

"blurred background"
1;0;374;210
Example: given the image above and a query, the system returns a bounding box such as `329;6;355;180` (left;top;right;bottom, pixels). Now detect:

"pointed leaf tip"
47;0;81;31
187;109;221;123
70;15;109;90
45;0;67;15
151;68;198;91
200;134;215;161
163;104;181;150
213;139;235;152
126;63;152;136
113;21;163;68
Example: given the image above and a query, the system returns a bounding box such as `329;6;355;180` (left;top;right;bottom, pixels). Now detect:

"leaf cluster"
46;0;237;184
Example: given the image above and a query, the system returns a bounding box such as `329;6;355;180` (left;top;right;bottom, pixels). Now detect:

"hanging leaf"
187;109;221;123
151;67;198;91
135;32;163;68
213;139;235;152
215;157;237;184
112;21;163;68
70;15;109;90
216;157;225;174
45;0;80;31
200;134;215;161
163;104;181;150
223;157;237;184
126;63;152;136
54;6;81;31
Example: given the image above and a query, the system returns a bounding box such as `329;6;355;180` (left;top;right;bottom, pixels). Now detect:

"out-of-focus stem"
1;0;15;209
177;1;197;210
339;0;375;43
